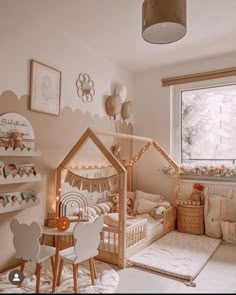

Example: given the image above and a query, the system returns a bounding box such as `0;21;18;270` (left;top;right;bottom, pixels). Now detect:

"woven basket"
177;205;204;235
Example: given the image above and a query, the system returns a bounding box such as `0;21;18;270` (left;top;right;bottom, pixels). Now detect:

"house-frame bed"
55;128;180;268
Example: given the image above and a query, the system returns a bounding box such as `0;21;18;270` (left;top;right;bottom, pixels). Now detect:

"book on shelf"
2;163;37;178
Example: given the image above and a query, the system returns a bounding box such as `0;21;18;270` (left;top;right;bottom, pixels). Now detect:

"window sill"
180;174;236;183
163;165;236;182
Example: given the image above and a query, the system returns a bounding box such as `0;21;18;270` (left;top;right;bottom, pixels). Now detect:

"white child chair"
10;218;56;293
57;216;104;293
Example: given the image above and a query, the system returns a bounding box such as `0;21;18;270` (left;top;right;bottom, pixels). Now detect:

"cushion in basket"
133;190;163;214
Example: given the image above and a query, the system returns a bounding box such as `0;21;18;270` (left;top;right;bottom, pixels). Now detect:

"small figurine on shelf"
0;161;5;177
19;164;36;177
11;195;19;206
0;138;12;150
190;183;204;205
8;130;25;150
7;164;20;177
20;191;37;203
0;195;9;207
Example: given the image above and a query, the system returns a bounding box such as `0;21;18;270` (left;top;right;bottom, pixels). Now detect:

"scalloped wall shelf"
0;197;40;214
0;147;41;157
0;173;41;185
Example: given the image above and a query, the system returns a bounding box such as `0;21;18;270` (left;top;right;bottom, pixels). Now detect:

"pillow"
159;201;171;209
133;190;163;214
204;195;222;238
105;201;115;209
104;213;134;228
136;199;160;215
221;220;236;244
127;191;136;203
104;213;119;227
90;205;102;215
96;203;111;214
87;207;98;218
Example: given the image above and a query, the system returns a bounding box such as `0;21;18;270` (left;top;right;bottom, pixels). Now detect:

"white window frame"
170;75;236;165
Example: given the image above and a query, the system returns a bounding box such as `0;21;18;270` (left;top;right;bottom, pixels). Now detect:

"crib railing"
126;219;147;248
99;226;119;254
97;207;176;267
163;205;176;231
99;218;147;254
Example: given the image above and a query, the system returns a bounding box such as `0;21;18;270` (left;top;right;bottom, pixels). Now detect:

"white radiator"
180;179;236;200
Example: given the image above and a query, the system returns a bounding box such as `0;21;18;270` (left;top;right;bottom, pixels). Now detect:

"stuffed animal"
127;197;135;216
110;194;119;213
190;183;204;204
8;131;25;150
150;206;166;220
110;194;134;216
157;201;171;209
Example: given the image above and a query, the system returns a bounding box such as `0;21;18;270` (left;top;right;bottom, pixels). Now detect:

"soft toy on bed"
110;194;119;213
150;206;166;220
110;194;135;216
149;201;171;220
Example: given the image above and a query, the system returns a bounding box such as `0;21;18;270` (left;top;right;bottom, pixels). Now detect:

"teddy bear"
190;183;204;205
8;131;25;150
110;194;119;213
127;197;135;216
110;194;134;216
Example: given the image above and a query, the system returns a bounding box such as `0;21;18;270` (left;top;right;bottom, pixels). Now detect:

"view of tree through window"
181;84;236;166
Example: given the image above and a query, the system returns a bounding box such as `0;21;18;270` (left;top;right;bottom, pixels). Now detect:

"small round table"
41;223;76;292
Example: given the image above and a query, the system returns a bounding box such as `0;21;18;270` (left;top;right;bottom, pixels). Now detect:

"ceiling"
7;0;236;73
64;0;236;72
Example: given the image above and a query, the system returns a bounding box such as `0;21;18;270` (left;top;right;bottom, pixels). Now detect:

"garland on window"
163;164;236;177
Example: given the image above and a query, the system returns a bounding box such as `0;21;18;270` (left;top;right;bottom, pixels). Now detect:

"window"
171;77;236;169
181;85;236;166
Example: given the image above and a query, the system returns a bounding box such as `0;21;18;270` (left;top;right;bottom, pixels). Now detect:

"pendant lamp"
142;0;187;44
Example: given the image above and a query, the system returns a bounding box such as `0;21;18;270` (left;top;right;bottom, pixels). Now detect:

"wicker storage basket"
177;205;204;235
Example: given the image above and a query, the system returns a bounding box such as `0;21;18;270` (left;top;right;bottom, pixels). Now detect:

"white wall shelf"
0;196;40;214
0;173;41;185
0;147;41;157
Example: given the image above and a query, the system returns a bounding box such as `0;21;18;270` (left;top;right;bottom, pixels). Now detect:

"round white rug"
0;260;119;293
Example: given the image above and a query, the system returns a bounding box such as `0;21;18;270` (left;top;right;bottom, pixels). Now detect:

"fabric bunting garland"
64;170;119;193
108;174;120;193
64;171;74;186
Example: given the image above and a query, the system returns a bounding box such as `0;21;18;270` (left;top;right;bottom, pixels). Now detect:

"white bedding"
138;213;163;238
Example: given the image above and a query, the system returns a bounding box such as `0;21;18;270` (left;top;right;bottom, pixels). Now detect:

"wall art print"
30;60;61;116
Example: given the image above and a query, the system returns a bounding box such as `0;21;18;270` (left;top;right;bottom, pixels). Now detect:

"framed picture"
30;60;61;116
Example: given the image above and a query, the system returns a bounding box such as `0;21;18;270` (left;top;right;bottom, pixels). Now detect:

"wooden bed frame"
55;128;180;268
97;205;176;267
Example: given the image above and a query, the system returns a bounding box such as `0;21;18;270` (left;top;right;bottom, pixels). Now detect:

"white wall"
134;52;236;202
0;0;134;117
0;0;134;269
